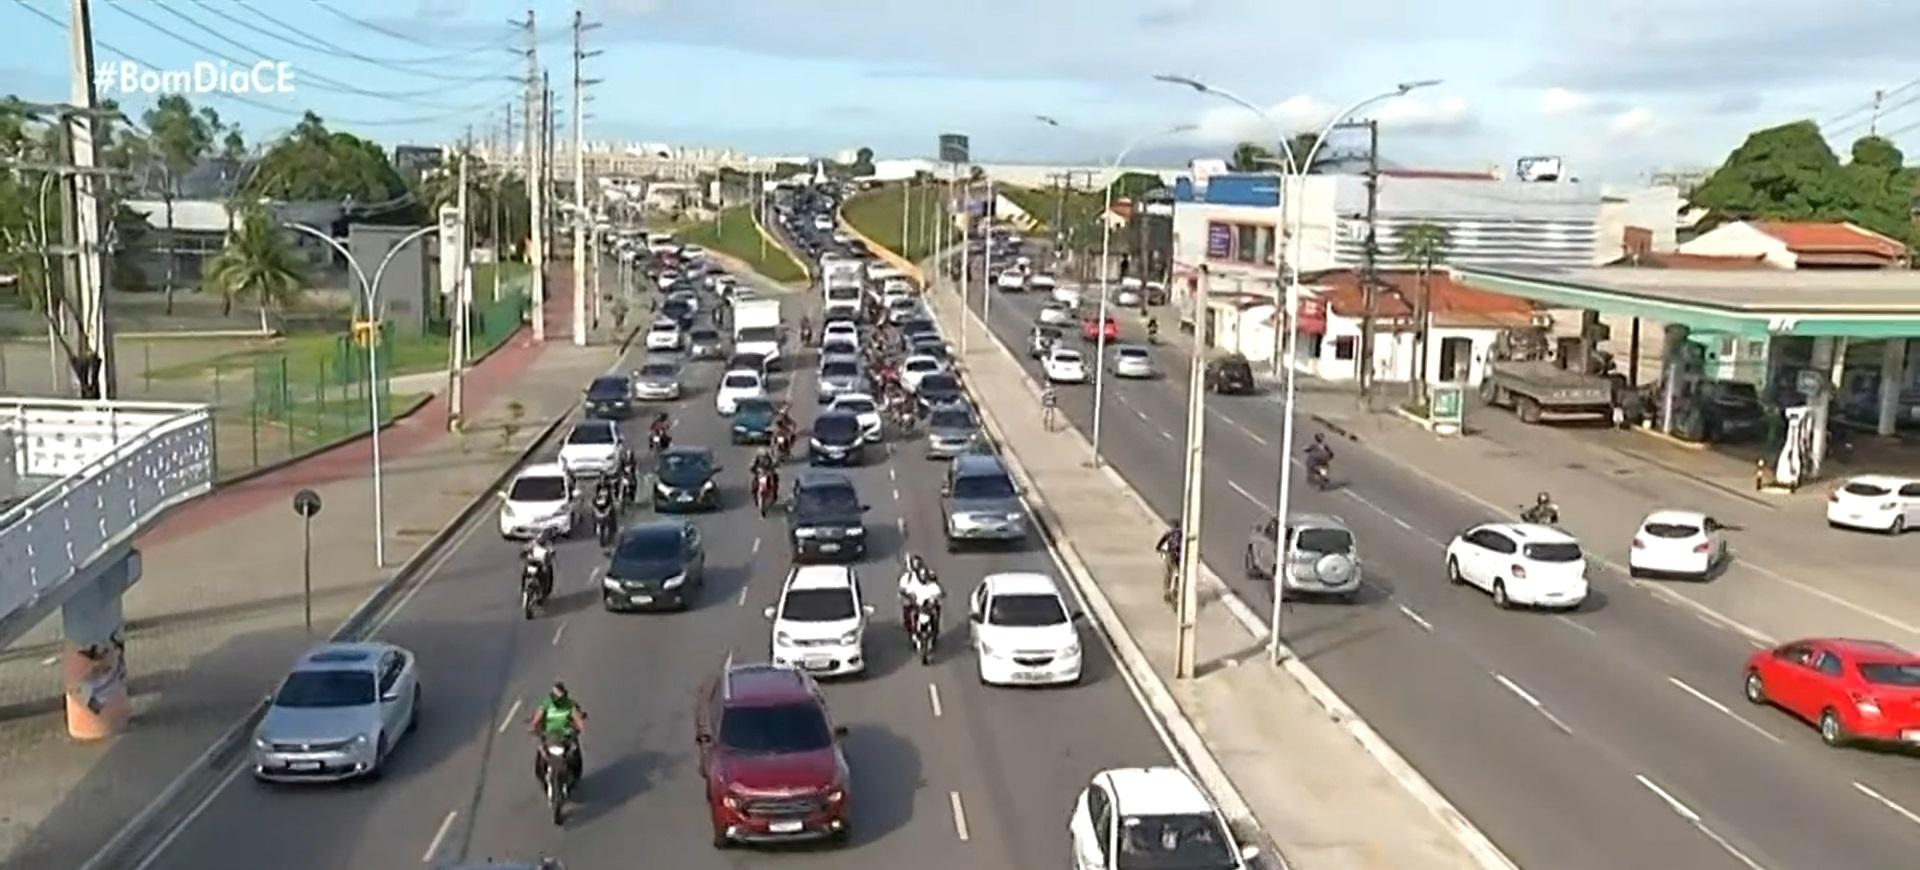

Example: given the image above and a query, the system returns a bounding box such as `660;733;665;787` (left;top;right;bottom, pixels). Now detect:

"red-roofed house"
1677;220;1908;269
1294;269;1537;385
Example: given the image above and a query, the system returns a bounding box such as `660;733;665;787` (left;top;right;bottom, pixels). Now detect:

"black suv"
787;472;869;562
654;447;721;511
583;374;633;419
1206;354;1256;394
808;412;866;466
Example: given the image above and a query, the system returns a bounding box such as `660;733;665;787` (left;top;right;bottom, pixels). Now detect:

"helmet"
1313;433;1326;445
1536;491;1551;505
908;554;927;576
550;682;569;702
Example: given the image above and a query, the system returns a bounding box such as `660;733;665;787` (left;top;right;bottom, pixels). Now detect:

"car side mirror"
713;466;724;474
833;724;850;738
863;604;876;616
761;606;776;620
860;504;872;513
1072;611;1086;622
381;689;400;703
695;733;712;745
495;491;508;501
968;610;982;623
1239;845;1261;862
940;486;951;497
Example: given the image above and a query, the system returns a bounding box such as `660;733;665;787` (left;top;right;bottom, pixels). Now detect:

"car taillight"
1510;564;1528;579
1850;692;1882;717
1631;537;1645;549
1692;542;1711;553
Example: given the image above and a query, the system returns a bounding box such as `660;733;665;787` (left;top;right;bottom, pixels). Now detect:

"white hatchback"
497;462;578;539
713;368;767;416
1628;510;1727;579
901;354;947;392
1826;474;1920;534
1444;522;1589;610
764;564;875;677
556;418;623;477
1069;767;1260;870
645;319;684;352
1112;345;1155;379
1044;348;1088;384
996;270;1026;292
968;572;1082;686
822;320;860;347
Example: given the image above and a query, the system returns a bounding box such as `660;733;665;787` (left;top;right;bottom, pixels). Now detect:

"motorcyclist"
897;555;945;633
799;315;814;346
751;447;778;478
616;449;638;503
1146;317;1159;344
591;484;616;547
1304;433;1334;481
772;405;797;453
1521;491;1560;525
648;413;672;452
751;460;781;514
527;682;587;786
522;530;557;600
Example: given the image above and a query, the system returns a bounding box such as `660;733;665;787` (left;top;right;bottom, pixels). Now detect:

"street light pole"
1174;265;1211;678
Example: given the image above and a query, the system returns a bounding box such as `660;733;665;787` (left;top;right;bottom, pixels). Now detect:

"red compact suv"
696;663;852;847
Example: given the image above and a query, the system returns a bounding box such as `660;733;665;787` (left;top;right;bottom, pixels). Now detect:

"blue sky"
4;0;1918;182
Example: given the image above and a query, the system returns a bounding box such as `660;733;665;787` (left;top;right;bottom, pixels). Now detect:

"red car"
1744;638;1920;748
1080;314;1118;343
697;663;851;847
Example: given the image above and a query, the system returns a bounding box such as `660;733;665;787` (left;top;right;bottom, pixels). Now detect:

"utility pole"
1870;88;1887;136
1174;265;1210;679
571;9;601;347
1358;119;1381;402
448;139;470;430
66;0;112;399
518;10;545;341
493;105;507;301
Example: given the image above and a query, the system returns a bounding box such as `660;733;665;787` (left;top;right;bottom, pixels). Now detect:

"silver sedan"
633;360;684;401
251;641;421;783
1112;345;1157;379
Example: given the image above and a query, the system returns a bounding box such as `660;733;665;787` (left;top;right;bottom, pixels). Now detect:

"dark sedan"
916;373;964;409
583;374;633;419
602;521;705;612
652;447;721;511
1206;355;1256;394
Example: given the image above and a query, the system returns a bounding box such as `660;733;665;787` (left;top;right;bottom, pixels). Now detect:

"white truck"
732;298;784;369
823;259;863;290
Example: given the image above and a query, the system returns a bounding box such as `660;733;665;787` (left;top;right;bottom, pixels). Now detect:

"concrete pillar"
1807;337;1844;479
1878;339;1908;437
60;549;140;740
1660;324;1691;434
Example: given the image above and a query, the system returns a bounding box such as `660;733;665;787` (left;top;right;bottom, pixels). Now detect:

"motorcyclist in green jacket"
528;682;587;784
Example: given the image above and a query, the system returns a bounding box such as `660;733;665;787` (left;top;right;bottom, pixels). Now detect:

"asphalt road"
971;281;1920;870
138;270;1171;869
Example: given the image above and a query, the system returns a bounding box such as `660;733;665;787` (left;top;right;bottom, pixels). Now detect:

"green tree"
1396;222;1452;403
1229;141;1271;172
247;112;407;205
143;95;214;181
1691;120;1914;245
1108;171;1166;201
203;207;308;332
849;146;875;176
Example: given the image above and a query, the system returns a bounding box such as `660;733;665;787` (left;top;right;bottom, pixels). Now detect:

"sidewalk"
0;268;627;870
921;281;1505;870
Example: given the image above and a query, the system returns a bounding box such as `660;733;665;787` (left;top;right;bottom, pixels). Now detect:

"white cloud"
1538;87;1594;115
1608;107;1662;139
1189;95;1334;144
1373;94;1475;133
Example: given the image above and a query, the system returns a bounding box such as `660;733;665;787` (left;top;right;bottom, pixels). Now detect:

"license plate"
676;494;692;502
803;658;831;670
630;594;652;604
819;543;841;553
1013;671;1046;682
287;761;323;772
769;820;804;834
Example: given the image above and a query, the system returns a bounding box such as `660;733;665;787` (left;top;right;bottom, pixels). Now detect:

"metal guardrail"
0;398;215;624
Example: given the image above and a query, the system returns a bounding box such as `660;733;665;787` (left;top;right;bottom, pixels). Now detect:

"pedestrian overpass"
1;398;215;738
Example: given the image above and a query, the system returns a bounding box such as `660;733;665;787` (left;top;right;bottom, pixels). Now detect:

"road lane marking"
1227;480;1271;511
736;584;749;606
366;499;492;636
892;487;900;501
948;790;971;841
1158;428;1174;441
1337;488;1447;547
1635;773;1700;822
927;683;943;718
1492;673;1572;734
1853;781;1920;827
497;699;522;734
1554;614;1599;637
1665;677;1782;744
889;466;897;481
1134;408;1149;421
896;516;907;534
1397;605;1434;632
1734;559;1920;639
551;621;567;646
422;810;458;863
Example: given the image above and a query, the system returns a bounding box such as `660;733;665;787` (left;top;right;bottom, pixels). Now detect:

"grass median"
662;206;809;285
841;181;961;263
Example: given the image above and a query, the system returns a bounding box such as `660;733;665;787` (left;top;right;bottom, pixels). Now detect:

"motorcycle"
521;560;547;619
753;471;778;516
616;466;637;508
772;429;795;464
594;505;616;549
910;603;939;666
1307;462;1331;491
888;400;917;437
649;429;670;455
539;736;577;825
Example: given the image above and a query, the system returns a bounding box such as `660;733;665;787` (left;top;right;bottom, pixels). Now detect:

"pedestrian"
1041;384;1058;432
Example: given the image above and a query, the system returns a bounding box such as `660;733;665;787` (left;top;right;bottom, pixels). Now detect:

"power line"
1823;78;1920;130
193;0;520;84
310;0;530;52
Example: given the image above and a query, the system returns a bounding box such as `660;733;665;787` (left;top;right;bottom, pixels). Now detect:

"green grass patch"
841;182;963;264
662;207;808;285
999;185;1112;239
472;261;532;297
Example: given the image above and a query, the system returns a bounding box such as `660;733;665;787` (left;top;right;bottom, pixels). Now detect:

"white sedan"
713;368;767;416
1628;510;1727;579
644;320;684;352
901;354;947;392
1043;348;1088;384
1043;279;1078;307
1112;345;1155;379
996;270;1026;292
1444;522;1589;610
828;393;884;441
822;320;860;347
1037;302;1075;327
1825;474;1920;534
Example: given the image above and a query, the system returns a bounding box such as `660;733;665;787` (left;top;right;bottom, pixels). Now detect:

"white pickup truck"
732;298;783;369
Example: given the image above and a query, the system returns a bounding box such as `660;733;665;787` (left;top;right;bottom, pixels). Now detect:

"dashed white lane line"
1158;428;1174;441
422;810;458;863
1636;772;1700;822
1853;781;1920;828
1227;480;1271;511
888;466;897;481
927;683;944;718
1398;604;1434;632
496;699;522;734
551;621;567;646
948;790;971;841
1634;774;1769;870
1492;673;1573;734
1133;408;1149;422
736;584;750;607
892;487;900;501
1553;614;1599;637
1665;677;1782;744
751;537;761;555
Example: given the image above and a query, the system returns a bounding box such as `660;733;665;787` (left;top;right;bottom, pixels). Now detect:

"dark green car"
730;398;776;444
653;447;721;511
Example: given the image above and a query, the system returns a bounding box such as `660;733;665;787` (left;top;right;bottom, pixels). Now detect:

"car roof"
1051;348;1083;358
295;642;390;672
833;392;875;404
1289;512;1350;530
1483;522;1579;544
518;461;568;479
1806;638;1918;660
722;368;763;380
619;519;689;546
983;572;1059;597
1100;767;1215;815
1843;474;1917;488
1641;509;1707;526
721;663;817;706
952;452;1009;476
786;564;856;591
796;469;855;489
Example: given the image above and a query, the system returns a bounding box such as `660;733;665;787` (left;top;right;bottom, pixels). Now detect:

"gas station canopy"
1457;266;1920;339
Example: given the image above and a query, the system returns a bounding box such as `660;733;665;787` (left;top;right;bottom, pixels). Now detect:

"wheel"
407;686;421;733
1492;580;1513;609
1891;515;1906;535
1446;557;1465;586
1517;397;1543;424
1818;708;1847;746
1628;564;1645;579
1743;671;1766;705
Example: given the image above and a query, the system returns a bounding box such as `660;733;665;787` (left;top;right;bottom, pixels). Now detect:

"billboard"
938;133;970;164
1516;156;1564;183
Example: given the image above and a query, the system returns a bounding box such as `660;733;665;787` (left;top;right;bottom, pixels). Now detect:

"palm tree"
1395;222;1452;404
203;208;308;333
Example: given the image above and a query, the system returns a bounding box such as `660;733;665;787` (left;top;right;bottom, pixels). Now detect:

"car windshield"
569;424;615;445
922;375;958;392
781;587;856;621
1857;662;1920;686
718;703;833;754
1843;482;1892;496
1642;522;1700;538
587;377;626;397
689;329;719;343
650;322;678;333
1524;542;1584;563
988;592;1066;627
613;528;681;567
930;409;975;430
1053;352;1083;363
824;341;857;356
657;453;712;483
662;301;690;315
827;287;860;300
906;359;939;372
1294;528;1353;554
822;361;860;378
1118;348;1148;359
724;374;760;389
814;416;859;440
953;473;1015;500
1115;814;1237;870
738;327;777;343
274;670;376;708
509;475;566;502
796;481;859;512
641;363;678;378
836;399;876;414
734;401;774;425
1706;382;1761;404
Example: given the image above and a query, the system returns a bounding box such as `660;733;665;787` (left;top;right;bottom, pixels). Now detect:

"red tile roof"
1752;221;1906;260
1301;269;1534;327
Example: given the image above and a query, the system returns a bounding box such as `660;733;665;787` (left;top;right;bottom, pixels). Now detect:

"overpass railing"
0;398;215;628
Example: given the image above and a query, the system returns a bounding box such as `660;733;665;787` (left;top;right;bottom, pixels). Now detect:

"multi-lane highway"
136;270;1173;869
969;277;1920;870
